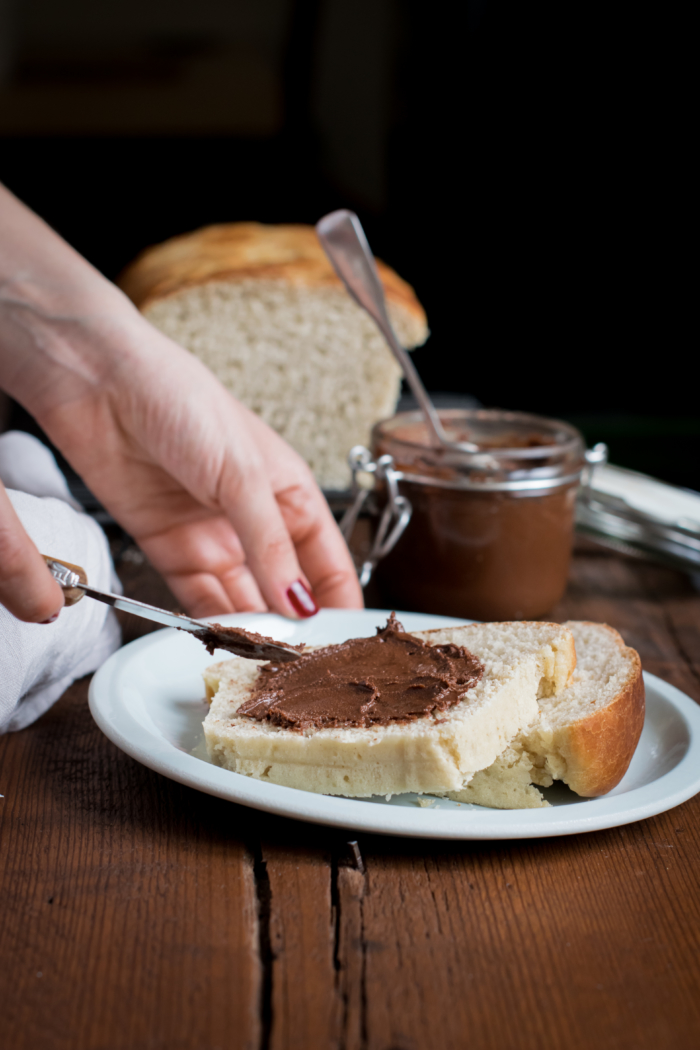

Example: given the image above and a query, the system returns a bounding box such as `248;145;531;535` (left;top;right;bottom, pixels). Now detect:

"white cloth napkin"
0;431;121;733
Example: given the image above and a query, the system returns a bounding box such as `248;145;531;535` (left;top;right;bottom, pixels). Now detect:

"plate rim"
88;610;700;840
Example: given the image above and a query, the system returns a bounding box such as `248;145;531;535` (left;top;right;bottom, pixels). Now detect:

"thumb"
0;482;65;622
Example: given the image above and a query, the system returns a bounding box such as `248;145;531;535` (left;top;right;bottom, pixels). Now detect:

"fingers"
0;482;65;623
276;482;364;609
137;498;358;620
165;571;251;620
136;515;269;617
223;404;362;613
217;458;320;618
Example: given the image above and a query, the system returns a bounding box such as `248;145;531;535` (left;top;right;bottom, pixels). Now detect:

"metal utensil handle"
43;555;87;606
339;447;413;587
316;209;448;449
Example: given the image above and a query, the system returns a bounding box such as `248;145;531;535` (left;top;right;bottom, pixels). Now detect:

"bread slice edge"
445;621;645;808
526;621;645;797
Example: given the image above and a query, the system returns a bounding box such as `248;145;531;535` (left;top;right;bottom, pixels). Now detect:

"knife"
43;556;303;663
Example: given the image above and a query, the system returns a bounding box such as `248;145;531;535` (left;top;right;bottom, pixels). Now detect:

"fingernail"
40;612;60;625
286;579;319;618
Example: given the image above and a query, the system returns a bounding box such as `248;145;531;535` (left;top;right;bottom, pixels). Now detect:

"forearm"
0;183;144;420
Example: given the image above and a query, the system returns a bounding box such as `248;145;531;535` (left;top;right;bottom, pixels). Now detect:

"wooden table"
2;543;700;1050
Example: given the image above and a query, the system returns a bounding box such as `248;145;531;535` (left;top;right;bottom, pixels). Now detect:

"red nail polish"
40;612;60;624
286;579;319;618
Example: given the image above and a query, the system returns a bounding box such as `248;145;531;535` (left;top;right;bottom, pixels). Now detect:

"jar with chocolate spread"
369;408;587;620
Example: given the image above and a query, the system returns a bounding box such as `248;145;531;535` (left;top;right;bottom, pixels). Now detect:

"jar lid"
577;464;700;572
372;409;587;492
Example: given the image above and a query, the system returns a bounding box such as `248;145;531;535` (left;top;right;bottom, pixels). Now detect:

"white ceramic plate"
89;609;700;839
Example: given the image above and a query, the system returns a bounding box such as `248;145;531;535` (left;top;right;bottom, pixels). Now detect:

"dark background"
1;1;695;488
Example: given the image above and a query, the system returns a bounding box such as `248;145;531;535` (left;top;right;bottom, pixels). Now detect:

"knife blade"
43;557;303;663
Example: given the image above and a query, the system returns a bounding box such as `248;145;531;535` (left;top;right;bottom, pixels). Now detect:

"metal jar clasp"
339;446;412;587
581;442;609;490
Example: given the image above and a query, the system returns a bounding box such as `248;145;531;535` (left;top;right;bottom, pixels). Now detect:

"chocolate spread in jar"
377;482;578;620
236;613;484;731
372;410;585;621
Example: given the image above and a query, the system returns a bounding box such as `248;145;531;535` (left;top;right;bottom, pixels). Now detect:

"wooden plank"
342;554;700;1050
636;563;700;701
261;836;341;1050
0;678;261;1050
2;551;700;1050
334;861;366;1050
553;552;700;701
662;595;700;695
352;808;700;1050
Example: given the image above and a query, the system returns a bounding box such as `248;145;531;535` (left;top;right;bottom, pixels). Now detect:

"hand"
0;184;363;621
38;320;363;619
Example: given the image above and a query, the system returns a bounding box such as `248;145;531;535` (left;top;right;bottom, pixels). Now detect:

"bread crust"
118;222;428;335
557;622;645;796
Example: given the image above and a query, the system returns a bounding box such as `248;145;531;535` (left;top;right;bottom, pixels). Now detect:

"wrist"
0;272;147;422
0;182;150;421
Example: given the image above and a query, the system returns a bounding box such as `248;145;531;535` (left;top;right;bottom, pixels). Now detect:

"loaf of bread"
118;223;429;490
202;621;576;798
446;621;645;808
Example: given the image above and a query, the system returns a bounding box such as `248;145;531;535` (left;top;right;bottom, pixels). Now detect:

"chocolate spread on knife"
237;613;484;731
193;624;304;660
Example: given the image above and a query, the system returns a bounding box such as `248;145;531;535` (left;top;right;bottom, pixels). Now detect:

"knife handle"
42;555;88;606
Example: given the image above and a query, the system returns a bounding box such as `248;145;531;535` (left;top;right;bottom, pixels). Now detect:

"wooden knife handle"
42;555;88;606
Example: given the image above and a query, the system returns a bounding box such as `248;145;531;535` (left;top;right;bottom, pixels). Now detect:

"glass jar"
370;408;587;620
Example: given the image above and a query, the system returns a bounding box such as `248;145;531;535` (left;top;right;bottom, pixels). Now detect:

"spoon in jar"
316;209;480;454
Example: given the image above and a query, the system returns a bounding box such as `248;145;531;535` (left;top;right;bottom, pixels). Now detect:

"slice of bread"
446;621;645;808
202;621;576;798
118;223;429;490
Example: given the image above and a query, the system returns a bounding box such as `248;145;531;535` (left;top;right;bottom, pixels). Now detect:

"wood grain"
0;677;261;1050
1;547;700;1050
349;811;700;1050
262;839;339;1050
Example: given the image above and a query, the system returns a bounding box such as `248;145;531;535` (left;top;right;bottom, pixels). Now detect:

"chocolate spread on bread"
237;613;484;730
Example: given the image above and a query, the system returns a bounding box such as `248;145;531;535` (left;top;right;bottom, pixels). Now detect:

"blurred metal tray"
577;463;700;573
